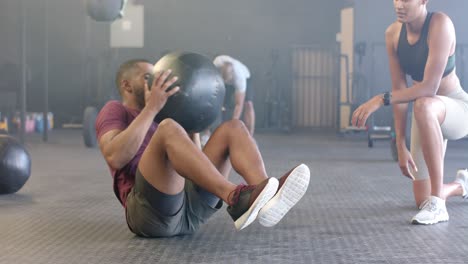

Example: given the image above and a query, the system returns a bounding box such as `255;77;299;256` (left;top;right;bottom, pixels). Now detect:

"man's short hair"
115;59;151;94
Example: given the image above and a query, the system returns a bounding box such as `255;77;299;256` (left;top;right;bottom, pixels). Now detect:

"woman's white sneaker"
411;196;449;225
454;168;468;198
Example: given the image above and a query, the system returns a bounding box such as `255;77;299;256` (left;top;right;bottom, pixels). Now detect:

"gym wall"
0;0;344;128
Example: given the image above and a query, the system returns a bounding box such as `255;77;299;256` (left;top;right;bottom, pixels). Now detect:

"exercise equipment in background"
0;135;31;195
82;106;99;148
86;0;127;22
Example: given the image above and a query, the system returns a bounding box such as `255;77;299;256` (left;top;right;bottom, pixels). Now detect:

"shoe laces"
228;184;257;206
421;198;441;213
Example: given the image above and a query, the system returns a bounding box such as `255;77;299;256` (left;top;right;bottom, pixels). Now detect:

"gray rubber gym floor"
1;129;468;264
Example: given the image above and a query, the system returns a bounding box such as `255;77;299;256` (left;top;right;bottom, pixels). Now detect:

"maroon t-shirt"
95;100;158;207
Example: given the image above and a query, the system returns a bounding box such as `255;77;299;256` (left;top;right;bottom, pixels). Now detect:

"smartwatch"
382;92;391;106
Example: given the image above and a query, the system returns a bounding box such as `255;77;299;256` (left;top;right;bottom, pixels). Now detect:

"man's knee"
153;119;186;141
220;119;246;132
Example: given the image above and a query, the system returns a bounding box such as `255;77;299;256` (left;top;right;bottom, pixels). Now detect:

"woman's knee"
413;97;444;123
413;97;434;117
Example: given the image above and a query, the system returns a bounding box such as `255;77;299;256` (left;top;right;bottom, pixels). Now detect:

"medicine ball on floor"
0;135;31;194
148;52;225;133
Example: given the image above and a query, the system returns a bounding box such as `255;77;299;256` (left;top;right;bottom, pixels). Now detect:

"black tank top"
397;12;455;82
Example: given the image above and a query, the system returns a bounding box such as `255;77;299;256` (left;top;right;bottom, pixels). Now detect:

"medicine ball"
0;135;31;195
148;52;225;133
86;0;126;22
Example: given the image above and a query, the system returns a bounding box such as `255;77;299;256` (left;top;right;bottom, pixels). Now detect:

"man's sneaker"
226;177;279;230
454;168;468;198
258;164;310;227
411;196;449;225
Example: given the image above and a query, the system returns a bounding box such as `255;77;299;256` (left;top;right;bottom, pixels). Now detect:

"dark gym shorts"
219;79;254;123
125;169;222;238
245;79;254;102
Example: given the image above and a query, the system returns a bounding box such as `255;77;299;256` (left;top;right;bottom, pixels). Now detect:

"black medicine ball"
0;135;31;195
148;52;225;133
86;0;125;22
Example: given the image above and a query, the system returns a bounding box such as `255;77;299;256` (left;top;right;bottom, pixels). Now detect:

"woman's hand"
397;146;418;180
351;95;384;127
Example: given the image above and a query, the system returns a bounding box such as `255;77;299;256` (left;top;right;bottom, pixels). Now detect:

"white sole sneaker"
234;178;279;230
455;168;468;198
411;214;449;225
258;164;310;227
411;196;449;225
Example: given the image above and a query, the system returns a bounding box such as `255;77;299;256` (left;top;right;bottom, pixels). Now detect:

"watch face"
383;92;391;105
